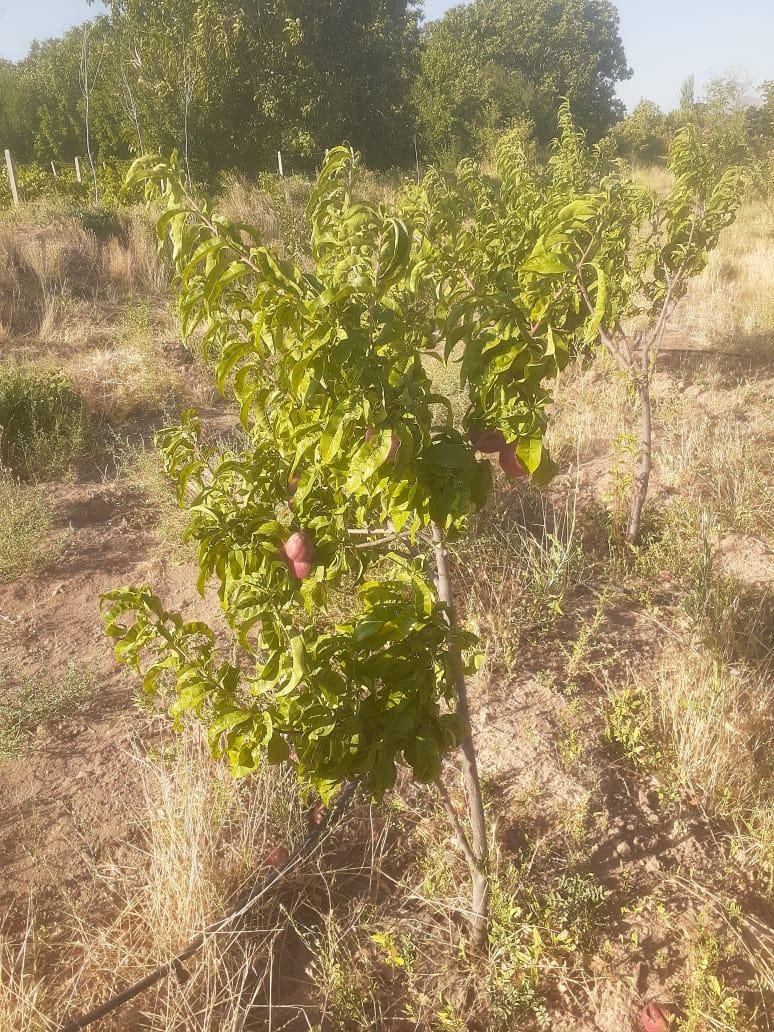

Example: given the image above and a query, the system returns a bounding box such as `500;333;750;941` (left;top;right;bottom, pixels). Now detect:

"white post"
4;150;19;206
277;150;284;178
74;156;82;183
51;161;58;179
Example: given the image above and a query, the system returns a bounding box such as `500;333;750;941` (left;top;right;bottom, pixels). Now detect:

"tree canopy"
2;0;422;173
413;0;631;160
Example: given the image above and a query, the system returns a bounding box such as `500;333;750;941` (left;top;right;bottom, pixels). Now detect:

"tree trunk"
431;522;489;947
626;347;653;545
81;26;100;206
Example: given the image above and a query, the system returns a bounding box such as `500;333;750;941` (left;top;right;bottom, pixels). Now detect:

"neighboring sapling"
545;112;743;542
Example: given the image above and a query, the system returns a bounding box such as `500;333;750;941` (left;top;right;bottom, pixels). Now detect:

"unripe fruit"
283;531;314;563
640;1001;671;1032
469;427;506;454
498;444;528;479
291;559;313;580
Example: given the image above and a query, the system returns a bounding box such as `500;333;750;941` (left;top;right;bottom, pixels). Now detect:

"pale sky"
1;0;772;112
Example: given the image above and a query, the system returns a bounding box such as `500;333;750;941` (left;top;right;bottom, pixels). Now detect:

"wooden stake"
277;150;284;178
4;150;19;206
74;156;82;183
51;161;58;179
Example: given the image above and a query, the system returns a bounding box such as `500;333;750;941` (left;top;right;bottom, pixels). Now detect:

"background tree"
273;0;422;169
679;74;697;120
413;0;631;160
9;21;128;165
697;75;756;169
611;99;669;164
0;61;38;162
95;0;421;174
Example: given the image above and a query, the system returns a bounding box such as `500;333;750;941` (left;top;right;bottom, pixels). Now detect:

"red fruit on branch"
640;1001;671;1032
265;844;290;869
469;427;507;454
498;444;528;479
387;431;400;462
283;531;315;563
291;559;313;580
307;801;329;827
366;425;400;462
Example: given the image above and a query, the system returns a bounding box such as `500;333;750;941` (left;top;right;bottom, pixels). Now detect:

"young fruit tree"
544;109;743;543
102;126;678;946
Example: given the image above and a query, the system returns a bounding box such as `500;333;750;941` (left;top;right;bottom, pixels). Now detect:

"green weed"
678;926;749;1031
0;476;61;582
0;366;96;479
0;663;97;759
604;683;660;770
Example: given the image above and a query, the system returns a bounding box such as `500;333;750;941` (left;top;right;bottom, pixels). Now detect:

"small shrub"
605;683;659;770
0;366;95;479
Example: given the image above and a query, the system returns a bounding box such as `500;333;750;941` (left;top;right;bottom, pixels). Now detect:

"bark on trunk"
626;348;653;545
431;522;489;947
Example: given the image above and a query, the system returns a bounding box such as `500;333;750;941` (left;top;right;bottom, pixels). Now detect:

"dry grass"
547;362;631;466
100;214;169;295
0;918;46;1032
0;210;216;423
675;197;774;353
655;383;773;538
215;172;311;261
454;484;586;680
70;342;180;420
631;163;674;196
656;651;772;815
0;209;167;342
0;732;303;1032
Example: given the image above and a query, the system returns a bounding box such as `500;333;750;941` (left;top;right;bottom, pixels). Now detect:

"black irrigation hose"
58;782;357;1032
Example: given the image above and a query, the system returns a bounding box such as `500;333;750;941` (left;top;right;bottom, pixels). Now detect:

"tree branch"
435;779;480;871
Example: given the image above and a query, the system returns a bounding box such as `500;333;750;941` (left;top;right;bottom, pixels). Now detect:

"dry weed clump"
215;172;311;261
69;340;183;421
216;172;283;240
0;220;99;338
654;653;772;814
99;213;170;296
655;383;773;537
547;361;632;467
454;484;585;678
0;208;167;340
0;733;303;1032
0;918;47;1032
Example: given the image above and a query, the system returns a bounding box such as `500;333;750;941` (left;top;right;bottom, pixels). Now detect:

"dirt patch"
0;477;220;929
715;533;774;588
